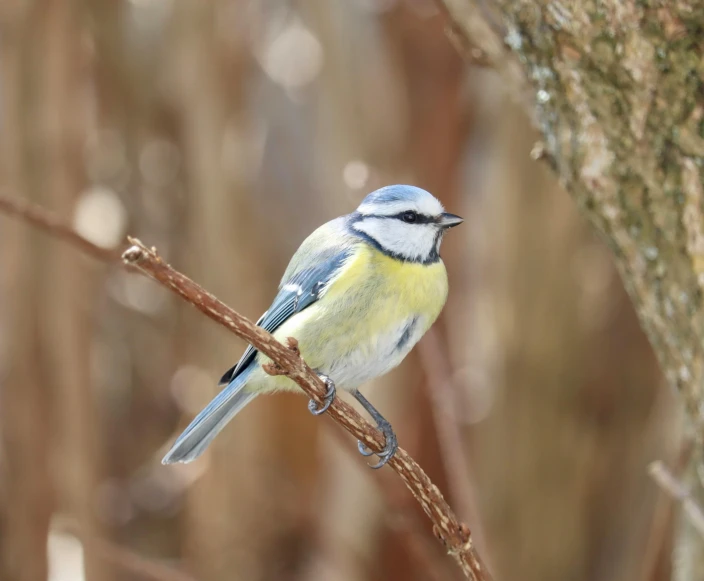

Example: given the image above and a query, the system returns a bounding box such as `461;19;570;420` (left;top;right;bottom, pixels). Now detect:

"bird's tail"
161;365;258;464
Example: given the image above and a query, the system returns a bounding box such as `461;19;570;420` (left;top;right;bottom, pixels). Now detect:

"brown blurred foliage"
0;1;681;581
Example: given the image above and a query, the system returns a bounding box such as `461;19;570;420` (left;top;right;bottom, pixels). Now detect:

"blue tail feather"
161;365;257;464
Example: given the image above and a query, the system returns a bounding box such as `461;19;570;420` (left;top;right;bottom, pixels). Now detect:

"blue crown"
360;184;432;206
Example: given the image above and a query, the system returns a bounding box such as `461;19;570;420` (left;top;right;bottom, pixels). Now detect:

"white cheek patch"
354;218;438;261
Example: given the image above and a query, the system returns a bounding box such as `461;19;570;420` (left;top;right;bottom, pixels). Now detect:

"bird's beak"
438;212;464;229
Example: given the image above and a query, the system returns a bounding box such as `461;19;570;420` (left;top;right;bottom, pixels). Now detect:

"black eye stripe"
350;211;437;225
392;212;434;224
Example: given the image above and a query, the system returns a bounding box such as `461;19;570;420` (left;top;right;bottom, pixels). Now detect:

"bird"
162;184;463;469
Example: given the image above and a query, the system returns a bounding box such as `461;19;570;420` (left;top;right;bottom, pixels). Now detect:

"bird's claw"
357;440;375;457
308;374;336;416
357;419;398;469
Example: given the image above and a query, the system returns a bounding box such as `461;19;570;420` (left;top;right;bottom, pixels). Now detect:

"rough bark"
441;0;704;578
455;89;677;581
443;0;704;410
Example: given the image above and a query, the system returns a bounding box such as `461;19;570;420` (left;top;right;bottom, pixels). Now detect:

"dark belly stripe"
396;316;419;352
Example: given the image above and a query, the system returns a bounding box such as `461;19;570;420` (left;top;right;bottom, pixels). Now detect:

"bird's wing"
219;220;355;386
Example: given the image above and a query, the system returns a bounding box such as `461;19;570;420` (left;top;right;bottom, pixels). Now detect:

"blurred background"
0;1;685;581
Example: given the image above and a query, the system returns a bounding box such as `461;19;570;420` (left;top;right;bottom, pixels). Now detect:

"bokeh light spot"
343;160;370;190
73;186;127;250
47;528;85;581
260;19;323;89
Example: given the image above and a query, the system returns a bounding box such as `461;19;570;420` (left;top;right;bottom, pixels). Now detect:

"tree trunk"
441;1;704;578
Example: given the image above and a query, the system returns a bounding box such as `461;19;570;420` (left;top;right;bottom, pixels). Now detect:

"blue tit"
162;184;463;468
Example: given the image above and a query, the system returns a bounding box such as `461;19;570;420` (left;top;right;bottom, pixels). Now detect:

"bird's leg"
352;390;398;469
308;372;336;415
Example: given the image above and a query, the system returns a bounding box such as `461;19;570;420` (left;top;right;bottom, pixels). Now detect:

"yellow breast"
253;243;449;391
325;244;448;324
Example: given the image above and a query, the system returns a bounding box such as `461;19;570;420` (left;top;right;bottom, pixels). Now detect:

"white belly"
248;313;429;393
320;315;427;388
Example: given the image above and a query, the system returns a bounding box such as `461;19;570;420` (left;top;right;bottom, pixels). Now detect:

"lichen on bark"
442;0;704;578
444;0;704;418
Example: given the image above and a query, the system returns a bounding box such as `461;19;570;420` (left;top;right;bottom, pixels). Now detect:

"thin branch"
434;0;496;68
327;427;462;581
417;330;489;559
0;194;120;262
122;238;491;581
649;459;704;540
386;508;461;581
0;194;492;581
640;438;693;581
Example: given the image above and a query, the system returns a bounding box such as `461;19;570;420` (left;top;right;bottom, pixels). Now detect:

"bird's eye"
401;211;418;223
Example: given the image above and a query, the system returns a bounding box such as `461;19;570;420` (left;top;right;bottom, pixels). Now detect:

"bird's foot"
352;389;398;469
357;418;398;469
308;373;336;416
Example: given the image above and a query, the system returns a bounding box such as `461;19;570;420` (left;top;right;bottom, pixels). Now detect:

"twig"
0;194;121;262
649;459;704;540
640;438;693;581
417;330;489;559
122;238;491;580
433;0;495;68
327;428;461;581
0;194;491;580
387;508;460;581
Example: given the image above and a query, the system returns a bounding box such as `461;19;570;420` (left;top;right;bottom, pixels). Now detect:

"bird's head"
350;185;463;263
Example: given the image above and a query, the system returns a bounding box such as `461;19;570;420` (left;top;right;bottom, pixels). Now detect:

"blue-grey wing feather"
218;243;353;385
